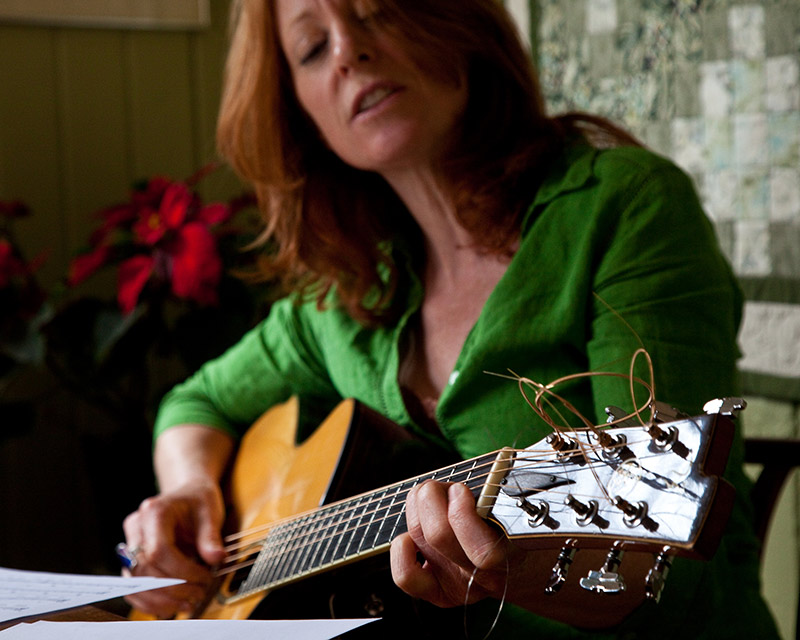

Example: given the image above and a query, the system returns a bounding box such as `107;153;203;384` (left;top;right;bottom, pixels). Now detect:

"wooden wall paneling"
187;0;242;202
55;29;131;264
0;26;66;287
125;30;197;180
189;0;229;165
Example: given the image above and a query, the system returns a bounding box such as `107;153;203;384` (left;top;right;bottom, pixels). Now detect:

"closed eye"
300;38;327;65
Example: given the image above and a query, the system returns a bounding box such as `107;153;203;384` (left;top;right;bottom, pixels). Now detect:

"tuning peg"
703;397;747;417
516;497;557;529
579;545;626;594
595;431;634;461
545;433;585;465
645;547;673;602
604;405;639;428
545;543;577;595
564;494;599;526
644;423;690;459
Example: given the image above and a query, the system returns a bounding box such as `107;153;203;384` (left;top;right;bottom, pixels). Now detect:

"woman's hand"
390;480;652;628
389;480;515;608
121;479;227;618
120;423;235;618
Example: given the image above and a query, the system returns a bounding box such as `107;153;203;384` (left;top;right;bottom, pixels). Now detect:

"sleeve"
585;157;743;420
153;296;339;440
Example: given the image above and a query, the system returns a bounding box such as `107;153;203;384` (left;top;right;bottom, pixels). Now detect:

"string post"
645;423;690;459
546;433;585;465
595;431;634;462
564;494;598;526
516;497;555;529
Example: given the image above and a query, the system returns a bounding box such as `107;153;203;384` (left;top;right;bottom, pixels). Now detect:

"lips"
352;82;401;118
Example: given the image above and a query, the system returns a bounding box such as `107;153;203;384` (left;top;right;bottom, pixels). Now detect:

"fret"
237;453;500;595
240;522;289;594
374;480;408;547
308;502;343;570
278;514;314;583
357;487;389;553
321;494;362;566
296;508;330;575
261;521;296;588
367;485;402;549
341;494;369;559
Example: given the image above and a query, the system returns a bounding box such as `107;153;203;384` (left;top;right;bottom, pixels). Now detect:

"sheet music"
0;567;183;623
0;619;377;639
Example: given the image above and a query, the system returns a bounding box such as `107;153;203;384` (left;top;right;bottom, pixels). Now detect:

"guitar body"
194;397;456;627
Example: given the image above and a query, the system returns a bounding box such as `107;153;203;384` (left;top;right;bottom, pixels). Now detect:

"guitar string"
213;435;659;580
221;421;655;549
218;440;626;555
216;434;660;567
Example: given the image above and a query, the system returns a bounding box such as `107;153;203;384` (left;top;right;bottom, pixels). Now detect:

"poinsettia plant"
0;200;50;381
42;166;264;420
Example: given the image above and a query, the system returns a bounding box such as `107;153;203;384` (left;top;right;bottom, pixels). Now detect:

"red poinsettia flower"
68;168;239;314
117;254;156;314
67;244;112;287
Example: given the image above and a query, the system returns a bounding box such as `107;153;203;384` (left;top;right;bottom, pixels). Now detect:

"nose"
331;21;372;75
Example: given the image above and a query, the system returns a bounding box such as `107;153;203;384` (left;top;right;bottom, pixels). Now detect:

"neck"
383;166;479;285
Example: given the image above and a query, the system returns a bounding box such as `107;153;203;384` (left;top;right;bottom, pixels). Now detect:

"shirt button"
448;371;460;385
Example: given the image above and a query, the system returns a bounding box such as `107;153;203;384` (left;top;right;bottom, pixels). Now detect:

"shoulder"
528;143;701;230
590;145;695;199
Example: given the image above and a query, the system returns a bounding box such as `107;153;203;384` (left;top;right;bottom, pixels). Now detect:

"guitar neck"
236;452;500;598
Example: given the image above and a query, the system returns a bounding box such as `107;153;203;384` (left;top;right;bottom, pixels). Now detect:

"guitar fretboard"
236;451;499;598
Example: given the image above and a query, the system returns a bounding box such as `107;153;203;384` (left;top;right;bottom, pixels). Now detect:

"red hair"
216;0;638;325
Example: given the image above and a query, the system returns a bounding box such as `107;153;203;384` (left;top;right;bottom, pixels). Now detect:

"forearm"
154;424;236;492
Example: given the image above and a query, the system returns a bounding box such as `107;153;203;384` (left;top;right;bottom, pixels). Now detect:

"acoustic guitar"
147;395;740;634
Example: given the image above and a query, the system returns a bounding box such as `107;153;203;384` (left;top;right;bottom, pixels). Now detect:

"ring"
115;542;143;570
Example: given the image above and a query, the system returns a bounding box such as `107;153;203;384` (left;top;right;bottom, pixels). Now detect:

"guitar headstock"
485;398;742;600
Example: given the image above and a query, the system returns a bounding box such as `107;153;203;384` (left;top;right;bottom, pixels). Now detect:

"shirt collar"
522;142;598;232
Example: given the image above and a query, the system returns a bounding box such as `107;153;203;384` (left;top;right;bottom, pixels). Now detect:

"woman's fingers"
120;483;226;617
446;483;509;572
391;480;510;607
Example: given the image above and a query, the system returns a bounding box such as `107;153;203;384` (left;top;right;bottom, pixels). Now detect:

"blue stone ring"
115;542;143;570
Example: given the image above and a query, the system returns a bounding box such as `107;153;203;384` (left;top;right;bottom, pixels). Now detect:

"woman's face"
276;0;468;178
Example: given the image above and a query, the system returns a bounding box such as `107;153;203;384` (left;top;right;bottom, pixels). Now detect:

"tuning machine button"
703;397;747;417
651;400;689;423
579;545;626;594
545;542;577;595
645;547;673;602
604;405;639;428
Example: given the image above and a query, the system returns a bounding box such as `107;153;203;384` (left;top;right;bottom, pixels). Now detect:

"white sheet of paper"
0;619;377;639
0;567;183;623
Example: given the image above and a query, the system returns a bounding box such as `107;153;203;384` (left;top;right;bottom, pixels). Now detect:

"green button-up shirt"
154;144;777;638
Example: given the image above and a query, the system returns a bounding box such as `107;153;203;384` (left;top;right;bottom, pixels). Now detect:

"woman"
122;0;778;637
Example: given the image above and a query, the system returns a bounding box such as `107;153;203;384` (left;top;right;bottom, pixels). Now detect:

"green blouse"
154;144;778;639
